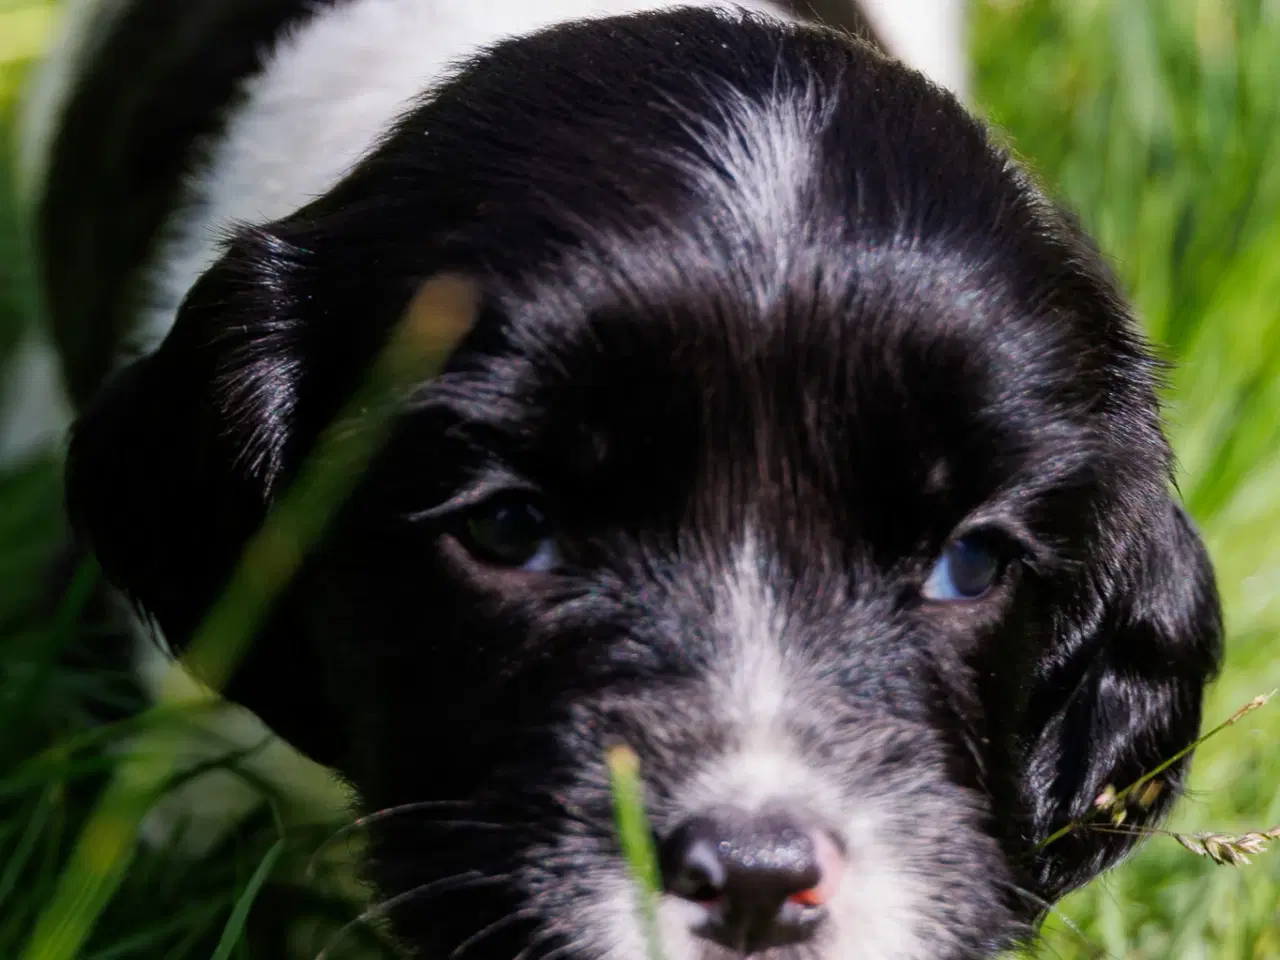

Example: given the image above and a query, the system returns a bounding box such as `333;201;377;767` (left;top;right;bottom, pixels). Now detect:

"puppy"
20;1;1222;958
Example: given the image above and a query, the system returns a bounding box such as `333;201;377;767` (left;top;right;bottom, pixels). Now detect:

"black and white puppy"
17;1;1222;958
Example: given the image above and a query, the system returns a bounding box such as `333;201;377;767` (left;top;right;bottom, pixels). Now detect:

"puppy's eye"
460;498;559;571
922;534;1003;601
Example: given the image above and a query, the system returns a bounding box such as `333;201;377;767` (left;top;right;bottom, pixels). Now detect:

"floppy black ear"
1025;498;1223;899
66;227;352;765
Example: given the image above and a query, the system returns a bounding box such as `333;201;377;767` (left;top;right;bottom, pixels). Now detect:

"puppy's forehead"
462;95;1125;466
465;245;1097;549
405;18;1162;541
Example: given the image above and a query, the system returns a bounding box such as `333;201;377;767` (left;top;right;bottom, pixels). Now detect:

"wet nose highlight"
659;812;844;952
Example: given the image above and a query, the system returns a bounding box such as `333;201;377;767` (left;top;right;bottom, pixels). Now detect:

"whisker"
513;924;564;960
450;907;539;959
999;880;1110;958
306;800;513;880
358;798;481;829
315;871;511;960
530;935;588;960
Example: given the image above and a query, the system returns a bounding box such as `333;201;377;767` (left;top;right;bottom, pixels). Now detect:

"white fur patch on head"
693;83;823;237
665;72;835;290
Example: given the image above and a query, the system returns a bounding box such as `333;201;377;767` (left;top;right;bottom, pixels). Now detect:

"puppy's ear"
1025;498;1223;899
66;228;465;765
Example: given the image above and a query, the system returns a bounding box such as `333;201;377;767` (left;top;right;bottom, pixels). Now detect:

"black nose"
659;813;835;952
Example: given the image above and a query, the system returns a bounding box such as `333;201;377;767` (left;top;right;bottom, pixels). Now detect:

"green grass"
3;0;1280;957
971;1;1280;956
608;745;665;960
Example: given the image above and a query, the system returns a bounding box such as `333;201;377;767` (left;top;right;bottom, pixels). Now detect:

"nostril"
659;813;843;952
661;820;728;901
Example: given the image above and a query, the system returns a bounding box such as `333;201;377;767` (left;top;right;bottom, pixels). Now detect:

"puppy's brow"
402;468;537;522
951;506;1062;572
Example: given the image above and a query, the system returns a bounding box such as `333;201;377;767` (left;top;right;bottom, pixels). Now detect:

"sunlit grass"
0;6;55;73
973;0;1280;956
0;0;1277;956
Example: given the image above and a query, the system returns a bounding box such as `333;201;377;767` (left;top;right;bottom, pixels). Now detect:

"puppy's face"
325;262;1084;960
67;11;1222;960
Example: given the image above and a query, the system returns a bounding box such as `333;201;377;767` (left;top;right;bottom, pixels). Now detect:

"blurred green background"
2;0;1278;956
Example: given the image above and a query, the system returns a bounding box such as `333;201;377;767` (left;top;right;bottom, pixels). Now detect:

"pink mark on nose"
787;828;845;907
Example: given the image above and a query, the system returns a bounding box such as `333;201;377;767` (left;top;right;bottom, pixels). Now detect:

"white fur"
135;0;962;360
860;0;968;101
686;83;822;239
584;535;939;960
671;75;836;295
692;539;940;959
710;534;794;773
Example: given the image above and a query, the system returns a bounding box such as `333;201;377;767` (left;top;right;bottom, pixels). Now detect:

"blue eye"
923;534;1002;601
461;499;559;571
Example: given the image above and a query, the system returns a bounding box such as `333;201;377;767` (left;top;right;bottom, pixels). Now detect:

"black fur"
53;7;1221;958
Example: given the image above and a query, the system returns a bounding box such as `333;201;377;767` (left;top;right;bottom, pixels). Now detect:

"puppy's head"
67;10;1222;960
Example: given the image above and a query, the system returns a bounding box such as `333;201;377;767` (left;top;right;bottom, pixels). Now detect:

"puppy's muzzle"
659;810;846;953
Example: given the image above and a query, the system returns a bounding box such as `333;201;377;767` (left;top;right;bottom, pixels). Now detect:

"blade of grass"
0;788;55;912
0;560;104;760
209;838;287;960
1038;691;1276;852
1;700;234;799
81;898;232;960
606;744;664;960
